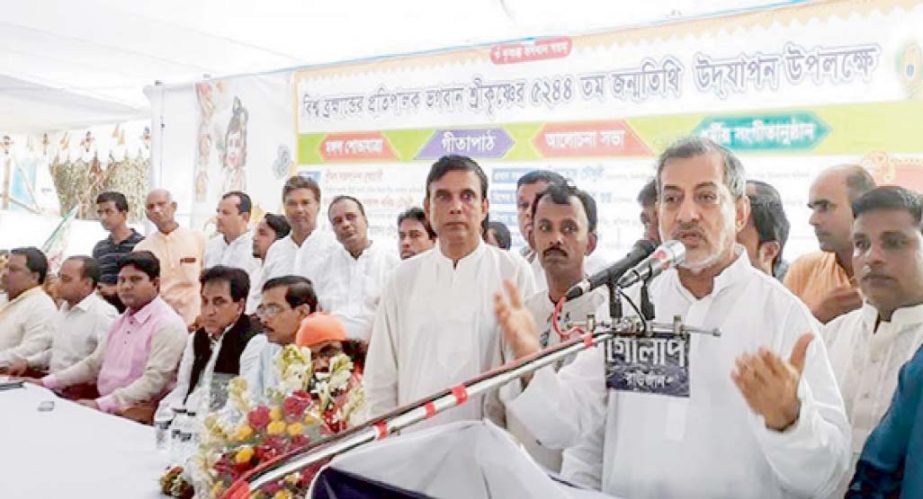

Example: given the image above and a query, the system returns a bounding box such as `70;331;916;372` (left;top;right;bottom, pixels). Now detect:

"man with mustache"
823;186;923;495
784;165;876;323
502;181;604;472
312;195;398;342
516;170;567;291
496;137;849;497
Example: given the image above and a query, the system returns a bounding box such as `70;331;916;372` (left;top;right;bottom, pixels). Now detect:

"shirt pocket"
179;256;201;284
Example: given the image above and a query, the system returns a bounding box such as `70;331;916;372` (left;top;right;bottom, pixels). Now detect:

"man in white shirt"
157;266;262;416
246;213;290;314
261;176;337;285
240;275;318;403
496;136;850;498
365;155;535;429
6;256;117;376
0;247;56;370
314;195;399;342
824;186;923;493
397;207;436;260
205;191;260;274
503;182;607;472
516;170;566;291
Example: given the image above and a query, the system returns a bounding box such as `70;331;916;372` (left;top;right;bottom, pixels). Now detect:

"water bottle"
184;410;199;462
169;407;187;465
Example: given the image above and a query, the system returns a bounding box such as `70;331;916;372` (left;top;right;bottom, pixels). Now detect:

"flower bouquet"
160;344;364;498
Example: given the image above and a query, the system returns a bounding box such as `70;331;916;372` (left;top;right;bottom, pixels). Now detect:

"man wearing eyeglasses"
240;275;318;402
155;266;261;417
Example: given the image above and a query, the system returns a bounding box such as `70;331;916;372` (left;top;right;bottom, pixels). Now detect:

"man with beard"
784;165;876;323
496;137;849;498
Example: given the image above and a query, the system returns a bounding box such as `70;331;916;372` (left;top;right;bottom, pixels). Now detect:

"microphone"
616;240;686;289
564;240;656;300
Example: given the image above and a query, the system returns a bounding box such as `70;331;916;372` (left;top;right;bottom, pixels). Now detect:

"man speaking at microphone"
495;136;849;498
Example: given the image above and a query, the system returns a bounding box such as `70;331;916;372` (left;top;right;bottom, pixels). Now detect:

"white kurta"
365;241;535;429
507;249;850;498
237;335;279;403
261;229;338;284
157;326;264;418
0;286;56;368
505;287;608;472
27;293;118;373
313;241;400;342
823;301;923;492
204;231;260;273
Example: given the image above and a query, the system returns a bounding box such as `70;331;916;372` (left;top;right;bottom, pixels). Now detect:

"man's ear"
586;232;598;256
735;195;751;233
759;241;781;269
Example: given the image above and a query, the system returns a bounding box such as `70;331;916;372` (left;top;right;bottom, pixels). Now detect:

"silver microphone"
616;240;686;288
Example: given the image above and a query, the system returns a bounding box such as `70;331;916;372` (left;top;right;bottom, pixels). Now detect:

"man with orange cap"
296;311;349;371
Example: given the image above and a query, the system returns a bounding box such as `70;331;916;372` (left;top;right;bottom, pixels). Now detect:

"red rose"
282;395;310;421
262;481;282;495
247;405;271;430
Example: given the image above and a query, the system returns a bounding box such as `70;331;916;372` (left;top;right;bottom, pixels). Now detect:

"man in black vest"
155;265;260;417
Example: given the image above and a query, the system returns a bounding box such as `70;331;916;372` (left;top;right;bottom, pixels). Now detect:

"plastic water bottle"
183;410;199;462
169;407;187;465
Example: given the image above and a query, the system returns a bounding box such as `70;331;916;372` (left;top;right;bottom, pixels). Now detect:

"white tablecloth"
0;383;169;498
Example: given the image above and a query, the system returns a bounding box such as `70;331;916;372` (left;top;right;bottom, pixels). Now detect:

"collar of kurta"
4;285;45;307
126;296;164;324
434;239;486;269
669;244;752;300
65;292;99;313
860;300;923;330
221;230;251;247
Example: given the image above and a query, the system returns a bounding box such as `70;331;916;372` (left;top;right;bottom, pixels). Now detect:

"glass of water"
154;414;173;452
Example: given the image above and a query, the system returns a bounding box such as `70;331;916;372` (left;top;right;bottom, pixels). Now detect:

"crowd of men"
0;137;920;497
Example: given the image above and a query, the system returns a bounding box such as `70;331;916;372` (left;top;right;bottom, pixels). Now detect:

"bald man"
134;189;206;327
784;165;876;323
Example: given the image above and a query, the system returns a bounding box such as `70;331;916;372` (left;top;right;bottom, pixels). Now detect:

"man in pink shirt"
34;251;187;421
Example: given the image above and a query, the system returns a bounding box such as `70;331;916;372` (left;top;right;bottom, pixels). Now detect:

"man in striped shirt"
92;191;143;312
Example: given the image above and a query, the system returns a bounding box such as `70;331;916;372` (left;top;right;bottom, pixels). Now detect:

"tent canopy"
1;0;797;133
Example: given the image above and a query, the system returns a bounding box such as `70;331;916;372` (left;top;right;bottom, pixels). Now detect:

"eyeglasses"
255;304;289;318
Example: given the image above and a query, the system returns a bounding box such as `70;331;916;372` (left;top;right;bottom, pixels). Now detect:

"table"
0;383;169;498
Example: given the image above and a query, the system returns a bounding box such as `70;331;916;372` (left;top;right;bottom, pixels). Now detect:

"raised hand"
732;333;814;431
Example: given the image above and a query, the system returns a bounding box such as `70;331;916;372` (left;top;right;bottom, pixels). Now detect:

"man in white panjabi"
204;191;260;280
246;213;290;314
496;137;850;498
5;256;117;376
502;182;607;473
313;195;398;342
824;186;923;495
260;176;337;285
365;155;535;429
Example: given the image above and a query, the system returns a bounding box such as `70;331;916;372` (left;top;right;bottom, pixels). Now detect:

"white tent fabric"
315;420;614;499
1;0;795;133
